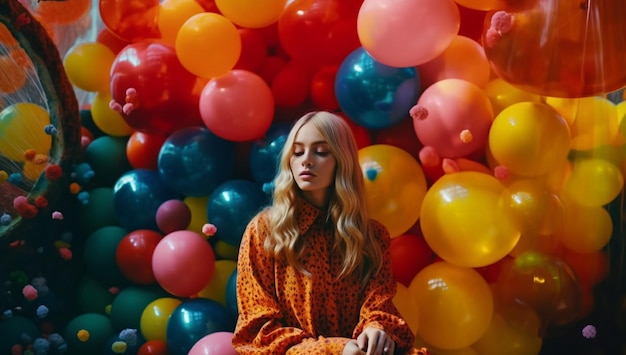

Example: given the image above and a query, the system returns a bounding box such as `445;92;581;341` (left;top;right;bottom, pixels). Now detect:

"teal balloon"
84;136;132;188
225;268;238;315
206;179;269;247
78;187;118;236
335;47;421;129
63;313;115;355
84;225;128;287
109;285;169;331
0;316;40;354
166;298;236;355
249;123;290;184
113;169;179;231
76;275;115;314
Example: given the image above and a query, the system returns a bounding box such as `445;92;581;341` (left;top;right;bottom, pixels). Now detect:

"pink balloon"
357;0;460;67
188;331;237;355
410;78;494;159
152;230;216;297
199;70;274;142
156;199;192;234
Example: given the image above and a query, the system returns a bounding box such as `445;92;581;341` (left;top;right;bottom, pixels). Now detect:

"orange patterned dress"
232;198;422;354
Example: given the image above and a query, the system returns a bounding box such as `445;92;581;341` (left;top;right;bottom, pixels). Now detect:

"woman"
232;111;424;355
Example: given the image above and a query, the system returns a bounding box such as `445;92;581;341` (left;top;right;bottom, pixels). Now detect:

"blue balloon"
158;126;235;197
249;123;290;184
225;268;238;316
207;179;269;247
335;47;421;129
113;169;179;231
166;298;236;355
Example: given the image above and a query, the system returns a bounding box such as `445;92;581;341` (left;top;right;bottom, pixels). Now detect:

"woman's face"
289;122;337;208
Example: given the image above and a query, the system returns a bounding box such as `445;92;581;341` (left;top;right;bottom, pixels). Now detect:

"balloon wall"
1;0;626;354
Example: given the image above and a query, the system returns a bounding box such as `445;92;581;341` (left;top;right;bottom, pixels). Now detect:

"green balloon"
83;225;128;287
77;275;115;314
84;136;132;187
78;187;119;236
0;316;40;353
64;313;114;355
110;285;169;331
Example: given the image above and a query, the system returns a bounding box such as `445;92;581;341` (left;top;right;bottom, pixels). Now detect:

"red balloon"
156;199;192;235
109;40;202;134
278;0;360;68
271;61;311;108
116;229;163;285
310;65;339;111
96;28;130;55
458;4;486;43
138;339;170;355
337;112;371;149
99;0;160;42
373;119;423;161
234;28;269;73
389;234;435;287
257;55;288;84
126;131;167;170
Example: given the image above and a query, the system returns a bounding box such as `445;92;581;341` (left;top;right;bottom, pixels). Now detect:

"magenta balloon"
188;331;238;355
199;70;274;142
152;230;215;297
156;199;192;235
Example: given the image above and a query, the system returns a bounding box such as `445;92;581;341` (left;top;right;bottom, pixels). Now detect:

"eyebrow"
293;140;328;146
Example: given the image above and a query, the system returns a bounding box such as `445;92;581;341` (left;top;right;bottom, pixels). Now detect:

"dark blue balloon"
113;169;179;231
249;123;290;184
158;126;235;197
226;268;238;316
166;298;236;355
207;179;269;247
335;47;421;129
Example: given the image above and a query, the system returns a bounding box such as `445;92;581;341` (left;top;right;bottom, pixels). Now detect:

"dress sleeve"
353;220;417;354
232;213;352;355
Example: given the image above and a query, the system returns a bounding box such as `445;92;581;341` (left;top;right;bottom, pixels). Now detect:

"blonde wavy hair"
264;111;384;285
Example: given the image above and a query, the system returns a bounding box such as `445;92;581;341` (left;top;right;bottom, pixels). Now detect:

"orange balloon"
557;196;613;254
472;314;542;355
36;0;91;25
483;1;626;98
157;0;204;46
99;0;161;42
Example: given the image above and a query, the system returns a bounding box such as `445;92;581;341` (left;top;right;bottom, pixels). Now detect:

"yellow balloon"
214;240;239;260
197;259;237;306
158;0;204;46
184;195;209;233
140;297;182;341
358;144;428;238
0;103;51;161
564;157;624;207
558;196;613;254
483;78;542;116
63;42;116;93
472;314;542;355
91;91;134;137
216;0;287;28
393;283;419;335
420;171;520;267
409;262;493;350
489;102;571;177
546;96;619;150
176;12;242;78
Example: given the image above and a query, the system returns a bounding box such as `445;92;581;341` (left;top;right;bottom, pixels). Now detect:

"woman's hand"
356;326;396;355
343;340;366;355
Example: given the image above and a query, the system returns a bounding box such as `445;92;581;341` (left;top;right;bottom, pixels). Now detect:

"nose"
302;160;313;168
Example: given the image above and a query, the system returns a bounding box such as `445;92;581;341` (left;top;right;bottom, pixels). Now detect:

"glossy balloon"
63;41;115;92
126;131;168;170
420;171;521;267
336;47;421;130
140;297;182;341
109;40;201;134
358;144;428;238
215;0;287;28
157;126;236;197
206;179;269;246
116;229;163;285
0;103;51;162
483;1;626;98
166;299;236;355
113;169;180;231
249;123;290;183
99;0;161;42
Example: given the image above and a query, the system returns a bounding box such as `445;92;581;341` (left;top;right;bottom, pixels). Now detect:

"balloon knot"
202;223;218;237
409;105;428;120
109;100;122;112
124;87;140;113
491;11;513;34
442;158;460;174
418;146;440;167
494;165;510;181
122;103;135;115
459;129;473;143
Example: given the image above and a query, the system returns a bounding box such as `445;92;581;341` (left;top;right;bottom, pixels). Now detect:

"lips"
299;170;315;177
